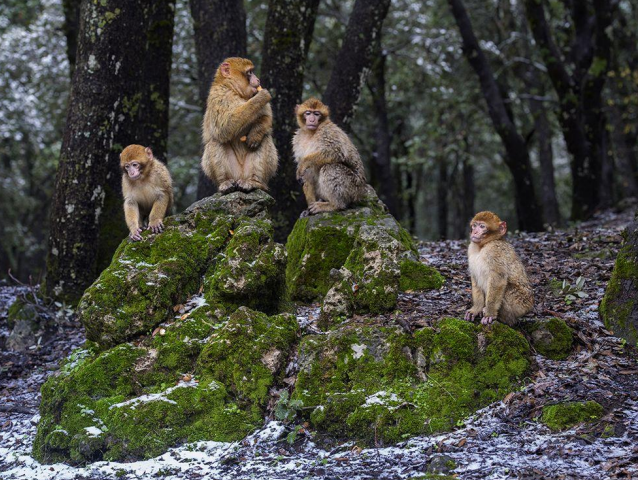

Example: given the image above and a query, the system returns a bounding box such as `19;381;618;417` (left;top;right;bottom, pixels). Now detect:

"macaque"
465;211;533;326
201;57;277;194
292;98;366;215
120;145;173;241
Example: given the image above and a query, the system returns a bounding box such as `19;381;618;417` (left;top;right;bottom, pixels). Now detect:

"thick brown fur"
292;97;367;215
120;145;173;241
201;57;277;194
466;211;533;326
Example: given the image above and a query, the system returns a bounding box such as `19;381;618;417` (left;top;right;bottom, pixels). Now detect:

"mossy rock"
292;317;530;445
521;317;574;360
34;306;298;464
541;401;604;431
600;218;638;346
203;219;287;315
196;307;299;414
78;190;286;348
6;294;57;352
286;187;443;320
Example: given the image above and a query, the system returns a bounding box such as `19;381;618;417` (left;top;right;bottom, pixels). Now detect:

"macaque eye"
313;111;321;117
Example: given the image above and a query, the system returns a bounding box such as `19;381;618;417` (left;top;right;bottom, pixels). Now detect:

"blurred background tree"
0;0;636;302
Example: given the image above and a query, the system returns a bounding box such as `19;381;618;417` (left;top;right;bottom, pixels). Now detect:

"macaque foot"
129;228;143;242
148;221;164;234
300;209;310;218
236;179;268;193
308;201;336;215
219;180;238;195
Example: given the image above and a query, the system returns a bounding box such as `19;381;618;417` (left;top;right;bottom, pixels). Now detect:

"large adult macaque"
465;211;533;326
120;145;173;241
201;57;277;194
293;98;367;215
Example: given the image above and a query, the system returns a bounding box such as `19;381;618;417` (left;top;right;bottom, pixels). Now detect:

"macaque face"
470;221;489;243
123;161;143;180
245;67;261;96
304;110;322;130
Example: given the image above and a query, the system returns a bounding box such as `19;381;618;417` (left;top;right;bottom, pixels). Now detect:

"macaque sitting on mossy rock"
286;186;444;323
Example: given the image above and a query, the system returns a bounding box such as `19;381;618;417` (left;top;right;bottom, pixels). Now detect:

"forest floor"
1;207;637;480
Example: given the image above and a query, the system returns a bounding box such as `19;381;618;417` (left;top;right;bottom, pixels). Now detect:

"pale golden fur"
201;57;277;193
466;211;533;326
292;98;366;215
120;144;173;241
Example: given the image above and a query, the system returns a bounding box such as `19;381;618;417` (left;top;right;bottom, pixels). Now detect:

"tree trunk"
62;0;82;76
529;96;561;226
261;0;321;240
367;42;399;218
525;0;613;220
190;0;247;199
437;158;448;240
323;0;392;132
45;0;176;304
448;0;544;231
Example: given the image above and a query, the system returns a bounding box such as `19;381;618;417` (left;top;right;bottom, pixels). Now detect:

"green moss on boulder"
204;219;287;315
78;190;285;348
293;317;530;445
541;401;604;431
286;188;444;321
35;191;299;463
197;307;299;415
521;317;574;360
600;218;638;346
34;306;299;463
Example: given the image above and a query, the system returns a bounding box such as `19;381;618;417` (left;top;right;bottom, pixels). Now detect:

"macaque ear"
145;147;153;159
499;221;507;236
295;104;300;114
221;62;231;78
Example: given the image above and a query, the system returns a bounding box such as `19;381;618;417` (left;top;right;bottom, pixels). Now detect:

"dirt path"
1;208;637;479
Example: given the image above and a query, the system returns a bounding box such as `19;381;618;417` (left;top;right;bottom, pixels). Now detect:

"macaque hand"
148;221;164;234
481;316;495;326
296;164;307;182
256;88;271;102
464;309;476;321
129;228;143;242
245;130;264;150
481;307;496;325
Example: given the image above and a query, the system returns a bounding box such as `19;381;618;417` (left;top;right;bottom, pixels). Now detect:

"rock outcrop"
286;187;444;324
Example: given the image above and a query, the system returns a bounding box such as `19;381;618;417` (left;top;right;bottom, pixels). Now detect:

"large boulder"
78;190;287;348
33;307;298;463
34;191;296;463
600;216;638;345
286;187;444;320
292;317;531;444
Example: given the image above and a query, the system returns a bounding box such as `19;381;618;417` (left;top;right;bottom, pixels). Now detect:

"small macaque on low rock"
465;211;533;326
120;145;174;241
292;97;367;216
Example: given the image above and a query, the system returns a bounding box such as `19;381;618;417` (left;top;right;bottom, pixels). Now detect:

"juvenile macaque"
465;211;533;326
120;145;173;241
292;98;366;215
201;57;277;194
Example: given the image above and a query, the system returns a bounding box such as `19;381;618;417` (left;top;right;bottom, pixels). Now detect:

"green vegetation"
541;401;604;431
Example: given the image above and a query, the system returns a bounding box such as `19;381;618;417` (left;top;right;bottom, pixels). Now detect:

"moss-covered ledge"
34;307;299;464
286;187;444;320
78;190;286;348
291;317;531;445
